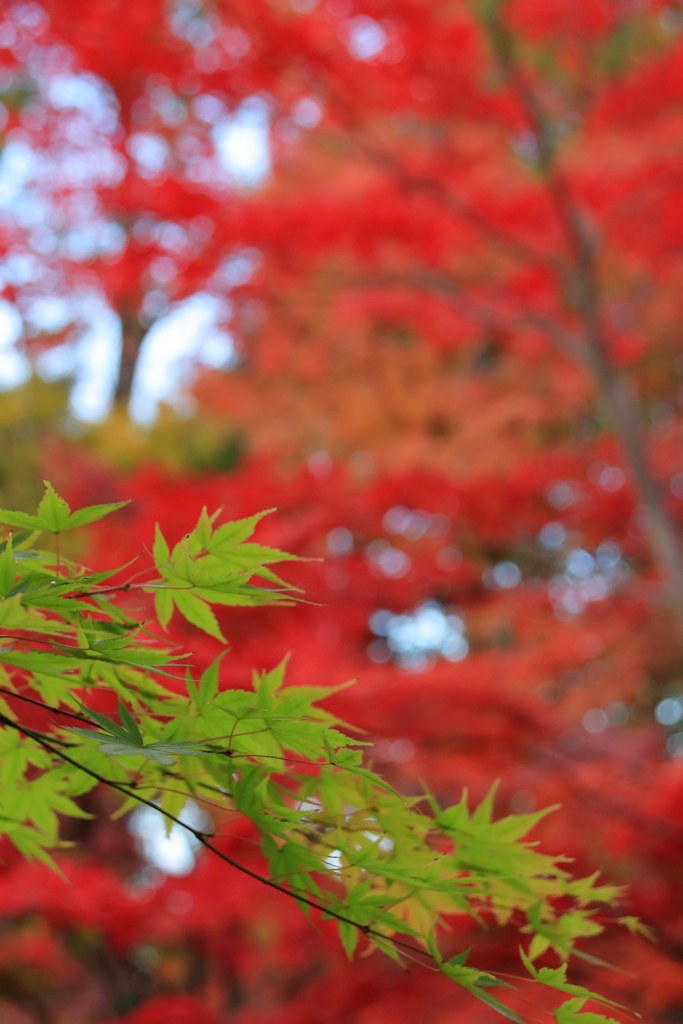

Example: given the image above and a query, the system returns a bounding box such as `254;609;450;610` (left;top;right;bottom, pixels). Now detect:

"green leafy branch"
0;483;644;1024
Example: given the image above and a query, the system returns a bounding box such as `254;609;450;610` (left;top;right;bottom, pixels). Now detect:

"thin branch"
131;782;230;813
0;714;74;747
0;686;344;771
227;750;327;767
358;141;559;273
0;634;72;647
67;582;197;600
0;685;90;723
0;712;437;964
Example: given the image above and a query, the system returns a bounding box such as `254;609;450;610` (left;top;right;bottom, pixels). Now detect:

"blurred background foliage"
3;0;683;1022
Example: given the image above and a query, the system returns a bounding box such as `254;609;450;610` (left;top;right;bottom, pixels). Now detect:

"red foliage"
3;0;683;1020
0;454;663;1020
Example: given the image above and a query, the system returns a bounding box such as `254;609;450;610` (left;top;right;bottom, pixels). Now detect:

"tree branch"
480;5;683;637
0;711;436;967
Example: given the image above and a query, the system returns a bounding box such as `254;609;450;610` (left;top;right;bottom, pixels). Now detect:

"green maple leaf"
65;727;212;765
0;482;129;534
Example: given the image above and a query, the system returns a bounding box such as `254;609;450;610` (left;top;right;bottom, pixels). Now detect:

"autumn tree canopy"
1;1;683;1022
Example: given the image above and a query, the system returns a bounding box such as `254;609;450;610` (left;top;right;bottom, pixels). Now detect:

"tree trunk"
589;350;683;634
115;317;147;403
483;9;683;637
